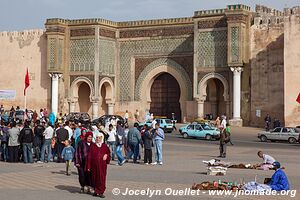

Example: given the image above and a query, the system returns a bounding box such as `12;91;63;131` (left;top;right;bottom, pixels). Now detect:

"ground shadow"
195;172;208;175
55;185;80;194
51;170;78;175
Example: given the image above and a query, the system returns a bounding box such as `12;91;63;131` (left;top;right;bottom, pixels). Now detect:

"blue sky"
0;0;298;31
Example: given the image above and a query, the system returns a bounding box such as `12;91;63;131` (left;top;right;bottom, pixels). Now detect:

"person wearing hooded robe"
86;132;111;198
49;112;56;126
75;131;93;194
268;161;290;191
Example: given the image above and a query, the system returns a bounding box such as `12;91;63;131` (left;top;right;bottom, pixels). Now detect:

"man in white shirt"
40;123;54;163
151;119;157;129
221;116;227;129
124;110;129;123
257;151;276;170
107;124;116;161
64;121;73;141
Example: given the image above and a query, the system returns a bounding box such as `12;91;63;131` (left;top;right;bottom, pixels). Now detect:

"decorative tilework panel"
70;39;95;71
99;39;115;75
231;27;240;63
197;30;227;67
48;38;56;69
57;39;64;69
119;36;193;101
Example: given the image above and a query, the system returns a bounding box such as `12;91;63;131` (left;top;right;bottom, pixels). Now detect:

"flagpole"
24;94;27;110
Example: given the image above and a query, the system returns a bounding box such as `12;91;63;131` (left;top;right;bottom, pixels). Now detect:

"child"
61;140;75;176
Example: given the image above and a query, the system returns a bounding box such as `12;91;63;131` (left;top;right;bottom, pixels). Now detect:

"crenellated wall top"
0;29;45;37
46;17;193;28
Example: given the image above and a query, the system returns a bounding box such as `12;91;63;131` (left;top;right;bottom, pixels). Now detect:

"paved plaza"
0;126;299;200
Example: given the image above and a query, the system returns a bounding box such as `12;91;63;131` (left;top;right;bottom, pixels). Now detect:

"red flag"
24;68;30;96
297;92;300;104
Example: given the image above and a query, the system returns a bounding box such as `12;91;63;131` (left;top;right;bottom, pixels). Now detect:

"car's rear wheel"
288;137;297;144
183;133;189;139
205;134;212;141
260;135;268;142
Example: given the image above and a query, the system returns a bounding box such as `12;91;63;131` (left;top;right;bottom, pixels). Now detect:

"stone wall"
284;9;300;126
0;30;50;112
250;6;285;127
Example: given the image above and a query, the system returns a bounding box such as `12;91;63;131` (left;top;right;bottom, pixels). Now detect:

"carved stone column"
69;98;77;113
196;98;205;119
91;97;99;120
108;103;115;115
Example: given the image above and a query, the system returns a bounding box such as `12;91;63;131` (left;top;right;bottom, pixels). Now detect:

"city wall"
0;30;50;112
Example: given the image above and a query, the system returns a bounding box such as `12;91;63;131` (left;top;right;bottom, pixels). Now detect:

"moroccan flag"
297;92;300;104
24;68;30;96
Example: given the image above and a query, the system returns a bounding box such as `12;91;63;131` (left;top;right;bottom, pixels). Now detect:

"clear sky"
0;0;299;31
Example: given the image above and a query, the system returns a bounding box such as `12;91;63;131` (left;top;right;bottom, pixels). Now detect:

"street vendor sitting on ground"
268;161;290;191
257;151;276;170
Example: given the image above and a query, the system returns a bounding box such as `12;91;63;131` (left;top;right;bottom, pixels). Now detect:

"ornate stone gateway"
45;4;252;125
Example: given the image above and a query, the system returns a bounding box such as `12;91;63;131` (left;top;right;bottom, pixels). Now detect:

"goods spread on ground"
191;181;240;191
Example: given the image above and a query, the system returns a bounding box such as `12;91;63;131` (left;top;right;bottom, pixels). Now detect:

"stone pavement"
0;126;299;200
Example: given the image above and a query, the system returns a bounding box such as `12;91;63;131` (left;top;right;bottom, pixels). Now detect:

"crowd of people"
0;106;165;198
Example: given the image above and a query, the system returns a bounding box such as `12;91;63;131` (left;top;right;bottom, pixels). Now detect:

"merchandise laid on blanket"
199;160;290;192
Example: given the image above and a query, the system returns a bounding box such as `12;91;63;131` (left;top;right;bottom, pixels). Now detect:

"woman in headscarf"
86;132;111;198
75;131;93;193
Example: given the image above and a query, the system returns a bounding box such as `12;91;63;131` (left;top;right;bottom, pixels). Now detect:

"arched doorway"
78;82;91;113
150;73;181;121
99;84;108;115
99;78;115;116
197;73;230;119
204;78;226;119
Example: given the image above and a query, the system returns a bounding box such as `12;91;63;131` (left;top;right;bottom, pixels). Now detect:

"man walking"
56;123;69;163
152;123;164;165
40;122;54;163
219;128;229;158
19;121;34;163
115;121;126;166
127;123;142;164
265;114;272;131
33;120;45;162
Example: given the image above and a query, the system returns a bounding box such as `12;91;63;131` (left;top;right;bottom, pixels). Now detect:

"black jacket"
56;127;69;143
19;127;34;143
33;125;45;147
143;130;154;150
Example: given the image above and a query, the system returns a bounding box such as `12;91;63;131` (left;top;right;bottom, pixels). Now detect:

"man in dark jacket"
143;125;154;165
127;123;142;163
33;120;45;162
56;123;69;163
219;129;229;158
19;121;34;163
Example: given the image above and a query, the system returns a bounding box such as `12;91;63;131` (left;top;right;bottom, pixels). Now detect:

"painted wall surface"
0;30;50;112
284;15;300;126
250;23;284;127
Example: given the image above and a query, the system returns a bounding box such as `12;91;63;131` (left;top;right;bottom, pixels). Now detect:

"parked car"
66;112;91;124
179;122;220;140
92;115;125;126
258;127;300;144
139;118;174;133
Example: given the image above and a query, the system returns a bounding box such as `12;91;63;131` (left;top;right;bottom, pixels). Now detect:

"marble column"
230;67;243;126
49;73;62;116
196;98;205;118
91;99;99;120
108;103;115;115
69;99;77;113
